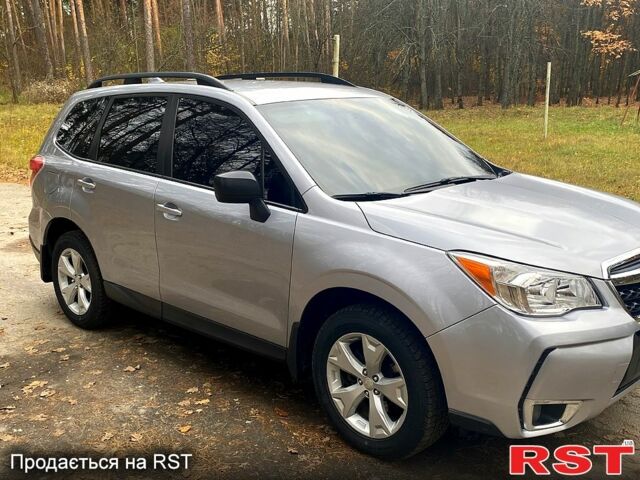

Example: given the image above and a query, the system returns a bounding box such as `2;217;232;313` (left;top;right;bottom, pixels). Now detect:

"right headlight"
449;252;602;316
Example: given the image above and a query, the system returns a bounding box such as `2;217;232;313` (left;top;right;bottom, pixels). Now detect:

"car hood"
358;173;640;278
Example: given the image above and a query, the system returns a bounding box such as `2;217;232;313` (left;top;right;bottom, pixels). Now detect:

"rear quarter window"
56;97;107;158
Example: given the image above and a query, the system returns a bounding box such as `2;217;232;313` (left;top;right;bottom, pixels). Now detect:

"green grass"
0;103;60;182
428;105;640;202
0;103;638;202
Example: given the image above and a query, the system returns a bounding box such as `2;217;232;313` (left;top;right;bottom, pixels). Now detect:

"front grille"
615;283;640;319
615;331;640;395
610;256;640;276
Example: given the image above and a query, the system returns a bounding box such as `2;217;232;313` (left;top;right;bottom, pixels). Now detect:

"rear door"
154;96;304;346
69;95;169;308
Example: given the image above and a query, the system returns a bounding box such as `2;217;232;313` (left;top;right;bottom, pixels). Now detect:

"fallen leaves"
51;347;66;353
178;400;191;407
83;381;96;389
186;387;199;394
60;354;70;361
274;407;289;418
177;425;192;434
0;434;15;442
0;362;9;369
130;433;142;443
30;413;48;421
287;447;299;455
194;399;210;405
0;406;16;412
22;380;48;395
39;389;56;398
52;429;65;438
123;365;141;373
101;432;114;442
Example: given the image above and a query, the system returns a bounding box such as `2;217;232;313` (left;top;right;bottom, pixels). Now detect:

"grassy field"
0;103;638;201
0;103;59;183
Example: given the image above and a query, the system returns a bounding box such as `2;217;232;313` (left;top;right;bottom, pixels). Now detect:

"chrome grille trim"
603;248;640;285
603;248;640;320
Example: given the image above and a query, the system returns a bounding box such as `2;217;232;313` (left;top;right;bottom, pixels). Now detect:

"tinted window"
172;98;300;207
97;96;167;173
258;98;496;196
56;98;107;158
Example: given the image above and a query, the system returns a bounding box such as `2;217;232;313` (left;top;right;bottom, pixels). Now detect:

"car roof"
74;77;385;106
219;79;381;105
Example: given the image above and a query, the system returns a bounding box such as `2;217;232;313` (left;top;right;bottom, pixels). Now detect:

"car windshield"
258;97;496;197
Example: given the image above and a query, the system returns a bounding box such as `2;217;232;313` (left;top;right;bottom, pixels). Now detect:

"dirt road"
0;182;639;479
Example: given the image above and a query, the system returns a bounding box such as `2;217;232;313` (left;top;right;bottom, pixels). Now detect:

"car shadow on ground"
69;305;635;480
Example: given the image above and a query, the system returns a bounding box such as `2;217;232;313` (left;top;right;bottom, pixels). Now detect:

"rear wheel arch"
288;287;441;382
41;217;86;282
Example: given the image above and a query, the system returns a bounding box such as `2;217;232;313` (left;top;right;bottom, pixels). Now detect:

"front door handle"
77;177;96;192
156;202;183;219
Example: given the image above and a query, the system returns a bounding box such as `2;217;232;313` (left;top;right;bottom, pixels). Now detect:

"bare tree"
69;0;82;78
214;0;225;41
181;0;195;71
28;0;54;79
151;0;162;59
4;0;21;98
75;0;93;83
143;0;155;71
56;0;66;68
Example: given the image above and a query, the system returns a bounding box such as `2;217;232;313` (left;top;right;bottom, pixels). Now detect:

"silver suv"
29;71;640;459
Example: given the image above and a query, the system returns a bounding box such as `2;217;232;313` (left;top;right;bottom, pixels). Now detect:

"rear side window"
56;98;107;158
97;96;167;173
172;97;302;208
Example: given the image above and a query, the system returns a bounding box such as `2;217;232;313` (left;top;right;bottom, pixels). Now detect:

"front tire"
52;231;112;329
312;304;448;459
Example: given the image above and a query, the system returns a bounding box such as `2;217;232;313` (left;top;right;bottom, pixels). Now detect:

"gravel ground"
0;182;639;479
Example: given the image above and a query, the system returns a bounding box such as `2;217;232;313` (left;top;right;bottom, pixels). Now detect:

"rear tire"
312;304;448;459
52;231;112;329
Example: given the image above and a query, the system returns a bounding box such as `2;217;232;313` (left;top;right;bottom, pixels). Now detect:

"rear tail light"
29;155;45;186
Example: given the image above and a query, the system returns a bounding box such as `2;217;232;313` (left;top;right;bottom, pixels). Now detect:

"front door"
154;96;303;346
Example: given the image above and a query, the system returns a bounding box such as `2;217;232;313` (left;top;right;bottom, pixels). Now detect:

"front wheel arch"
289;287;442;384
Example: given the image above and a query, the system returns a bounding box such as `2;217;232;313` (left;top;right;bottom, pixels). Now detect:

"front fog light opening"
523;400;582;431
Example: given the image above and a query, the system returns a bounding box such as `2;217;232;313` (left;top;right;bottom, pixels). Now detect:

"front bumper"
428;278;640;438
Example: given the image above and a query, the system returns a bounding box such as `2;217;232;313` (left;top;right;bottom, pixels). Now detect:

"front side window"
97;96;167;173
258;98;497;196
172;97;301;208
56;97;107;158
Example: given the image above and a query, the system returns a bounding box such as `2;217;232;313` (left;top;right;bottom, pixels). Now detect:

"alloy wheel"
326;332;408;438
57;247;92;315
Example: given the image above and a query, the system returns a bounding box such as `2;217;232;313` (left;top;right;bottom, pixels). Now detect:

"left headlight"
449;252;601;316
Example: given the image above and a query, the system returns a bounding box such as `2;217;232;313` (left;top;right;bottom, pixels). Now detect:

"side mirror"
213;171;271;223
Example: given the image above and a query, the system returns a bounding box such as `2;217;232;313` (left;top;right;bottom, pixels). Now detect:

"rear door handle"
156;202;183;219
77;177;96;191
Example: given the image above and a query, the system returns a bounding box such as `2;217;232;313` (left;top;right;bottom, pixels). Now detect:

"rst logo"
509;440;636;476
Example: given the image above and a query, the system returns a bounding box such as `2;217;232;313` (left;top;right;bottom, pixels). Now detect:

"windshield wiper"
332;192;408;202
403;174;496;194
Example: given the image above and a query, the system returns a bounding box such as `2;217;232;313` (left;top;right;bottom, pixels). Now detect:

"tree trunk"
44;0;59;72
30;0;54;79
281;0;290;69
119;0;128;26
75;0;93;83
143;0;155;71
214;0;225;41
151;0;162;58
181;0;195;71
4;0;21;96
416;0;428;109
69;0;82;78
56;0;66;68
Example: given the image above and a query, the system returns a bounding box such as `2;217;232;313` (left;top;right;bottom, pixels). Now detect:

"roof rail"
217;72;355;87
88;72;231;90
